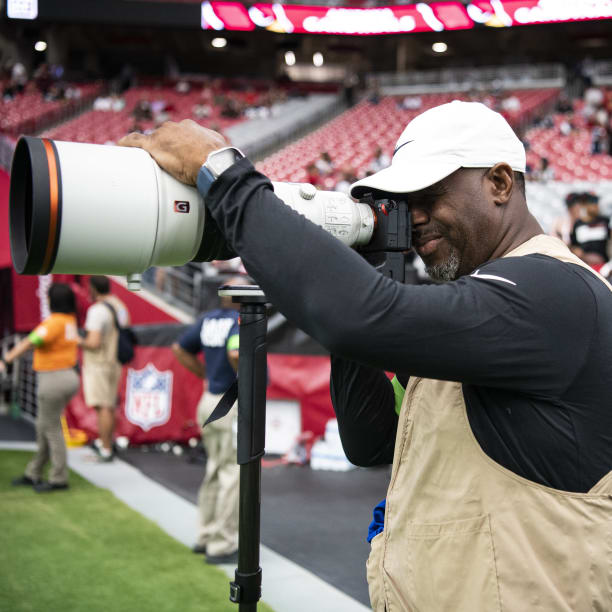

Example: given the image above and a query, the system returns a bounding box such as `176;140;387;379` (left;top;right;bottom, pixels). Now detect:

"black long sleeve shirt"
206;159;612;493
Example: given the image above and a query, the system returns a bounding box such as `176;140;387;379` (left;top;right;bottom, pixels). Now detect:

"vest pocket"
388;514;501;612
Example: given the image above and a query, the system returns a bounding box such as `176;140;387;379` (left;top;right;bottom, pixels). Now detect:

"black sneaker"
34;481;69;493
205;550;239;565
11;475;40;487
192;544;207;555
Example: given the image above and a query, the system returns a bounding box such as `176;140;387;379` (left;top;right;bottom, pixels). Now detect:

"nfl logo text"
125;364;173;431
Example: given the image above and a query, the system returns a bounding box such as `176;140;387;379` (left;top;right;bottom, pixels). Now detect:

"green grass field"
0;450;274;612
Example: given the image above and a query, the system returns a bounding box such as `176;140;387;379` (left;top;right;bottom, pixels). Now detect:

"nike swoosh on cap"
470;269;516;286
393;140;415;156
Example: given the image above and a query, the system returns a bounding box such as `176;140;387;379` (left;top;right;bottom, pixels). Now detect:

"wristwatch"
197;146;245;197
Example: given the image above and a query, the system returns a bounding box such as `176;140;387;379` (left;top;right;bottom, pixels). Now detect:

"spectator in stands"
555;94;573;114
398;95;422;111
591;124;608;155
368;147;391;174
172;277;242;565
559;117;574;137
305;163;322;187
500;94;521;113
94;94;125;112
175;80;191;95
10;60;27;93
315;151;334;176
33;63;53;98
193;101;212;120
533;157;555;182
551;192;583;246
368;78;381;105
132;99;153;121
79;276;130;462
3;284;80;492
571;192;611;269
2;59;27;100
220;96;243;119
335;167;358;195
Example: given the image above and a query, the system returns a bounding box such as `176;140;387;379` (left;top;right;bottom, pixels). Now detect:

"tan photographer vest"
367;235;612;612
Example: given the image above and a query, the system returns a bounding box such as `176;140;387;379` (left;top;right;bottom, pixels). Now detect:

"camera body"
9;137;411;282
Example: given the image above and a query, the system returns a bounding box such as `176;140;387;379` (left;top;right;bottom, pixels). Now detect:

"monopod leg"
227;294;268;611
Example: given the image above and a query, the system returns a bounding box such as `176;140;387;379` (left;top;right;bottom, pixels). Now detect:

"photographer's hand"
119;119;227;185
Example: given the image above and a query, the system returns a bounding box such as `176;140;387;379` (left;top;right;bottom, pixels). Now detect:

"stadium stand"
256;89;560;185
41;80;340;148
41;83;251;143
525;92;612;182
0;82;102;135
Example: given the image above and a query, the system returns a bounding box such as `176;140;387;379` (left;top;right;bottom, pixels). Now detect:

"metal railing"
141;263;247;317
0;334;37;422
373;63;566;94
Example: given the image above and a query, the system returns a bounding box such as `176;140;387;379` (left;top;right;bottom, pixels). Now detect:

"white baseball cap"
350;100;526;198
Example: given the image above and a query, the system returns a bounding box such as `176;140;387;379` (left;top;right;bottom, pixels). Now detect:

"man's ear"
485;163;514;206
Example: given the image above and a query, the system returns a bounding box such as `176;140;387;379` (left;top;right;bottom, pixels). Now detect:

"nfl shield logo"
125;364;173;432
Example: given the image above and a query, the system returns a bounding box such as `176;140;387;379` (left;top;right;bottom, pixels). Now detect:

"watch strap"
197;164;218;198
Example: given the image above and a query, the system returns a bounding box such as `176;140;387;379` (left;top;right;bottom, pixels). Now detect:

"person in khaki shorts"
172;278;241;565
3;283;80;492
79;275;130;462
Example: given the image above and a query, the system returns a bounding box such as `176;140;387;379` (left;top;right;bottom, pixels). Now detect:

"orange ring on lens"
41;139;59;274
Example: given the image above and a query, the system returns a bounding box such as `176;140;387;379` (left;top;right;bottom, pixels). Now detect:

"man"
120;102;612;610
550;191;583;246
80;275;130;462
570;191;610;269
172;278;240;565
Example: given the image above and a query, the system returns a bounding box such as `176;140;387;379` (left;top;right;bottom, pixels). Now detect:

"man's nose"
410;206;429;227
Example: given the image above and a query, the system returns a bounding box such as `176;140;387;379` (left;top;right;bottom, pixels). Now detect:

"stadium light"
432;42;448;53
34;41;47;52
284;50;296;66
211;37;227;48
312;52;324;67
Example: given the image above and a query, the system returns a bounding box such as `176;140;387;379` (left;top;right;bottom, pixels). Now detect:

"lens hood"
10;136;63;274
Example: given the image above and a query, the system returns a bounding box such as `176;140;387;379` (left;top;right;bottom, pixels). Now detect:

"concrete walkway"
1;441;369;612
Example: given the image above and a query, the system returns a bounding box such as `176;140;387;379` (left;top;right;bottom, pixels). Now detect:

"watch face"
209;149;239;176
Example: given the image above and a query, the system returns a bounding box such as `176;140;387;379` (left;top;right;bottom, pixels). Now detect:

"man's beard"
425;248;460;282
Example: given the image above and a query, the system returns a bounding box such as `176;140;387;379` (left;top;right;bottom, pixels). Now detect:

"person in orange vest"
3;283;80;492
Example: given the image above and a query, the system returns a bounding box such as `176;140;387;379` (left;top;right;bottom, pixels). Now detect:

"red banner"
65;348;334;443
201;0;612;35
65;345;204;443
468;1;612;26
202;1;473;34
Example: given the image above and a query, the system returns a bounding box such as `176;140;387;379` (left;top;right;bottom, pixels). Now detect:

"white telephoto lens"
9;138;375;278
10;137;205;275
271;182;374;247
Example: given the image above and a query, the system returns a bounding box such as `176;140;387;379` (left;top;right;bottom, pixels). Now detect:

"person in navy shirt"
172;277;241;564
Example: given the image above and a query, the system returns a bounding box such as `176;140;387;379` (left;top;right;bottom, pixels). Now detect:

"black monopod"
205;284;268;611
204;197;412;610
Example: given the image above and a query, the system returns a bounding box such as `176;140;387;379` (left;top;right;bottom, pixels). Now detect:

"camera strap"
204;380;238;426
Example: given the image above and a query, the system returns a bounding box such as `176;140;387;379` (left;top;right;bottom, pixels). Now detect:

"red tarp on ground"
0;169;10;269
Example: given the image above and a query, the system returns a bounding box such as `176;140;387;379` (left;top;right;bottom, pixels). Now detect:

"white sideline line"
1;442;369;612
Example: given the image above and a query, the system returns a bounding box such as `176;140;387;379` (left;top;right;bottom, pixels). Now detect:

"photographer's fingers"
119;120;227;185
118;132;148;149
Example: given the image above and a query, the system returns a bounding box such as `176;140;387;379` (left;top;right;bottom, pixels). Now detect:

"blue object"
178;309;239;394
196;164;217;197
367;499;386;543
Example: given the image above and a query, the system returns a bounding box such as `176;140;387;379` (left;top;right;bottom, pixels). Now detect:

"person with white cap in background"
120;101;612;611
